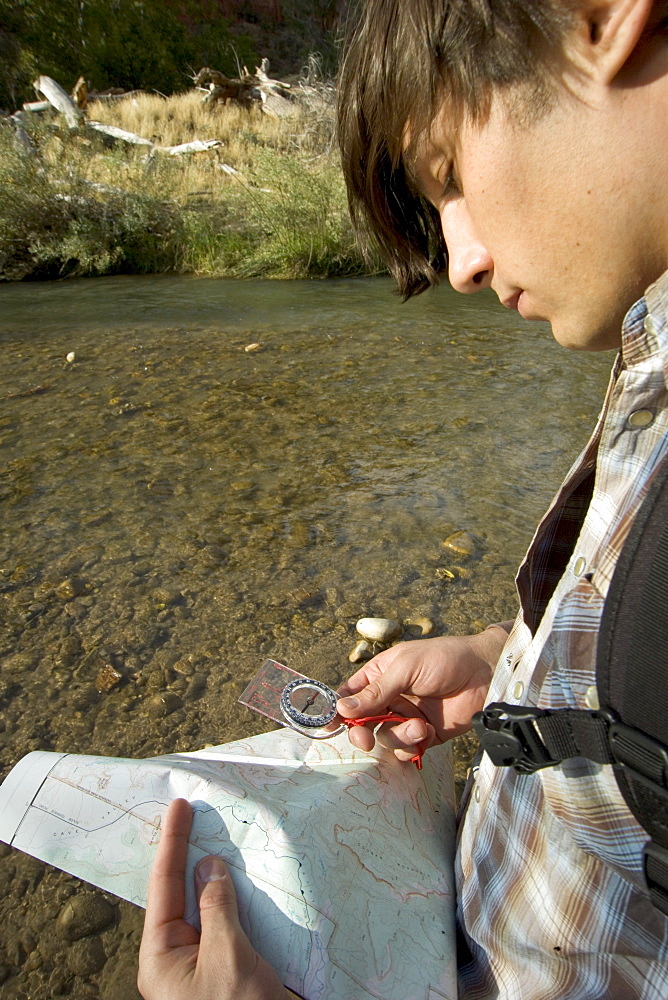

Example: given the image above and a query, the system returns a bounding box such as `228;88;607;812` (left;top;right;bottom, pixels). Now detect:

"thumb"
195;856;247;952
336;652;417;719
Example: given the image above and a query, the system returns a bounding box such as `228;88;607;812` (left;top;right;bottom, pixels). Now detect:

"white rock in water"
66;351;76;363
356;617;401;643
348;639;374;663
244;342;262;352
404;615;434;636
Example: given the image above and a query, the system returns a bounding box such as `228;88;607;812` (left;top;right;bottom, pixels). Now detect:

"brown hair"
337;0;579;297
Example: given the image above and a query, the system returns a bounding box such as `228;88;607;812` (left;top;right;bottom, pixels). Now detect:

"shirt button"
474;786;481;803
513;681;524;700
574;555;586;577
627;409;654;429
585;685;600;710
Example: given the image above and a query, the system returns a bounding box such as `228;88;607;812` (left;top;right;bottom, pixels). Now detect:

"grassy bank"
0;89;379;282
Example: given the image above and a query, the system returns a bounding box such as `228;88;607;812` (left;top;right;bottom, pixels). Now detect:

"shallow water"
0;274;612;998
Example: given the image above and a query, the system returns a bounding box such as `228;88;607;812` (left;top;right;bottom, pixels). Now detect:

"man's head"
338;0;668;349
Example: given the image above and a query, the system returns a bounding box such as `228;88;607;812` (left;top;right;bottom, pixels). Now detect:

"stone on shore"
348;639;374;663
355;617;401;643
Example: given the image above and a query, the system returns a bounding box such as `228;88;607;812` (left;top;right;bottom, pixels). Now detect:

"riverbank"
0;89;378;282
0;273;613;998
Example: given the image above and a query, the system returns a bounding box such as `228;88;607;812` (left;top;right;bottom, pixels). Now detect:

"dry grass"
84;90;338;200
0;89;373;282
89;90;332;157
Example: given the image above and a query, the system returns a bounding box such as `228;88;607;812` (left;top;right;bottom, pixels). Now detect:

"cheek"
460;154;528;237
466;162;569;264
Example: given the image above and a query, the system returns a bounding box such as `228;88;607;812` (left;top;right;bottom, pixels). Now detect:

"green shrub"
0;98;379;283
0;123;183;279
177;150;370;279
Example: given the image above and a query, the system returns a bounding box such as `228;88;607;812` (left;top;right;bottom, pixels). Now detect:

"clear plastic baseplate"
238;659;345;739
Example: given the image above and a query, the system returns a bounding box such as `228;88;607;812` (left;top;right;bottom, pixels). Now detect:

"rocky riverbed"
0;275;612;998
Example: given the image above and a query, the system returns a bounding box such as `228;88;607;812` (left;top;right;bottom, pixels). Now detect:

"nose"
440;199;493;294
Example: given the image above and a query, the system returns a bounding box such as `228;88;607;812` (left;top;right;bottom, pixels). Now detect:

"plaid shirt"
456;269;668;1000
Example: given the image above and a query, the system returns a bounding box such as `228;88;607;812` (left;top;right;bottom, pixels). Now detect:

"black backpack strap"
596;451;668;914
473;452;668;915
472;703;614;774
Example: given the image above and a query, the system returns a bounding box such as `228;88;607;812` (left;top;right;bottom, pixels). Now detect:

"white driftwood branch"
259;90;297;119
255;59;291;89
160;139;223;156
22;100;51;113
87;121;224;157
87;121;154;145
33;75;85;127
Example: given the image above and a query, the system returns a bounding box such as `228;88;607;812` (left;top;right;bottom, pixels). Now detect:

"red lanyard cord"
340;713;426;769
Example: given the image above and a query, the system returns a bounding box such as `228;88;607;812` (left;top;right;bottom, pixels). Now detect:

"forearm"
469;624;511;680
483;622;514;676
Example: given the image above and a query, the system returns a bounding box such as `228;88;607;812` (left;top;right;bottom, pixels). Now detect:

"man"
137;1;668;997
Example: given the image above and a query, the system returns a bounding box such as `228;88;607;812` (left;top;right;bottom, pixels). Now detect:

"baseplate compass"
239;658;427;768
239;659;345;739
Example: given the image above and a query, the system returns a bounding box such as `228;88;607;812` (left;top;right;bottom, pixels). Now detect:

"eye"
442;169;461;198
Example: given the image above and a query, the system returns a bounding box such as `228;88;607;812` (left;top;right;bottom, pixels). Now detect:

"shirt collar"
621;268;668;380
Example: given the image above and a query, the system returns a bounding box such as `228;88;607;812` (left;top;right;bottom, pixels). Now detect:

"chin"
550;317;623;353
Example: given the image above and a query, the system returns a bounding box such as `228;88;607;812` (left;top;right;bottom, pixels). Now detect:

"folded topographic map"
0;729;456;1000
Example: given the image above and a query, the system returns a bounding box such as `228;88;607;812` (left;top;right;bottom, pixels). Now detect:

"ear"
578;0;656;83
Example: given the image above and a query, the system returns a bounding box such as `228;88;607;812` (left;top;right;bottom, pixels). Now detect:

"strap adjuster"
472;704;557;775
643;842;668;917
609;722;668;789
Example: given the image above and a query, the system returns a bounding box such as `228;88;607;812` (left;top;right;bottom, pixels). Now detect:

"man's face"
413;75;667;351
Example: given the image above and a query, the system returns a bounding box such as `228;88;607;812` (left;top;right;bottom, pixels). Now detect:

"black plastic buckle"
643;842;668;917
472;703;557;775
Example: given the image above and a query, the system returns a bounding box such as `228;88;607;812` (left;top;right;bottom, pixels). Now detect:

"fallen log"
193;68;261;110
86;121;153;146
259;89;298;119
86;121;223;156
33;75;84;128
159;138;223;156
93;86;127;97
255;58;293;96
22;100;50;113
193;60;295;116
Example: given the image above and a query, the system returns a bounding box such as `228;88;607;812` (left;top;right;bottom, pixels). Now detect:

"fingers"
144;798;193;938
338;644;434;757
347;724;376;752
347;715;434;762
336;644;417;719
375;717;434;752
337;651;397;702
195;856;254;968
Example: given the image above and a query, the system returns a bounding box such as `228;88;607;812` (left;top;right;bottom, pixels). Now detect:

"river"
0;274;613;998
